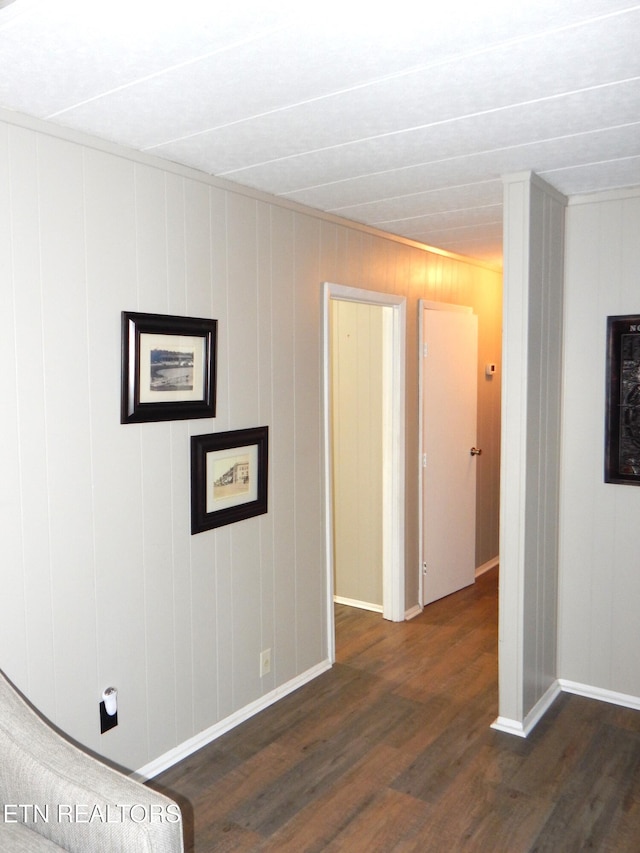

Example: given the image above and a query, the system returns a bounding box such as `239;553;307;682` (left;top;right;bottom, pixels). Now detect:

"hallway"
152;568;640;851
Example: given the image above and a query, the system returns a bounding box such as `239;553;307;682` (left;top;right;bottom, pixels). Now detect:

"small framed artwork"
191;426;269;533
121;311;217;424
605;314;640;485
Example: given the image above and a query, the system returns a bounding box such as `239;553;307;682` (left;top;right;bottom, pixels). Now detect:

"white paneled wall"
0;110;501;773
559;188;640;699
497;172;566;730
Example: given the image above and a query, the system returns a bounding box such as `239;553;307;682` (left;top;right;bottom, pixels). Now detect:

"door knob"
470;447;482;456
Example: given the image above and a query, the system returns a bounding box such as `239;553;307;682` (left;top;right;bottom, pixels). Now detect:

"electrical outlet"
260;648;271;677
99;701;118;734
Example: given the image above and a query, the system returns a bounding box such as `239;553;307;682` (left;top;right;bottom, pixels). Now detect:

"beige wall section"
559;187;640;699
0;109;502;773
474;264;503;568
330;300;384;609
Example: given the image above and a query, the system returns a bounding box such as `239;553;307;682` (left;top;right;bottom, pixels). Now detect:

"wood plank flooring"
151;569;640;851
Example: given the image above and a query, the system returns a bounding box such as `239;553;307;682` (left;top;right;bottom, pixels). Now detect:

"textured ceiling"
1;0;639;265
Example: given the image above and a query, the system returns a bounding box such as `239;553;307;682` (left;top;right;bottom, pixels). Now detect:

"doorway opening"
322;283;406;664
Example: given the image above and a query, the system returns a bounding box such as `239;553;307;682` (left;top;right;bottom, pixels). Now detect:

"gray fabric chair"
0;670;184;852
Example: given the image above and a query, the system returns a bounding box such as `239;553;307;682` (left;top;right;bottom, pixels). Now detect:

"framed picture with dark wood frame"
191;426;269;533
605;314;640;485
121;311;217;424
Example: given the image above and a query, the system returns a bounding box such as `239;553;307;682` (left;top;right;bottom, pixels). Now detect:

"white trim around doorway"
322;283;406;664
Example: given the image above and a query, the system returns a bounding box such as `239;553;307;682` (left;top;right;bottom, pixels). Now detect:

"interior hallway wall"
0;108;502;772
559;186;640;700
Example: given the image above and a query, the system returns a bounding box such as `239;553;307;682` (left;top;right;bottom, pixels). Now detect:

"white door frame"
322;282;406;663
418;299;474;606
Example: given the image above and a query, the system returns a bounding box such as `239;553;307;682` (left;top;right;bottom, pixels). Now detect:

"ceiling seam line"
46;23;293;119
208;76;640;176
280;121;640;196
53;5;640;139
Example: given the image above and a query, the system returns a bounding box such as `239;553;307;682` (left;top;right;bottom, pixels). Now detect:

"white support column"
493;172;567;736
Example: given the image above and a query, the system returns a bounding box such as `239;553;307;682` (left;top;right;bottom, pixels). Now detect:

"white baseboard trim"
491;678;640;740
133;659;332;781
333;595;383;613
491;679;562;738
558;679;640;711
134;655;640;779
490;716;528;738
405;604;423;621
476;556;499;577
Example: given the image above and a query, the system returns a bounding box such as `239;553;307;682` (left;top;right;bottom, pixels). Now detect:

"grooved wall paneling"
0;113;501;771
559;189;640;698
499;173;566;725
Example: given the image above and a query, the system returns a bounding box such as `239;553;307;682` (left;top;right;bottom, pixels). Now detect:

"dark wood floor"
151;568;640;851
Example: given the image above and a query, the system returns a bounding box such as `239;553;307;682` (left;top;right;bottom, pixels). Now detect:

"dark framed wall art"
121;311;217;424
191;426;269;533
605;314;640;485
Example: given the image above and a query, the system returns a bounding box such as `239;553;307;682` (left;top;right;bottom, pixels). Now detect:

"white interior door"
422;303;478;605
